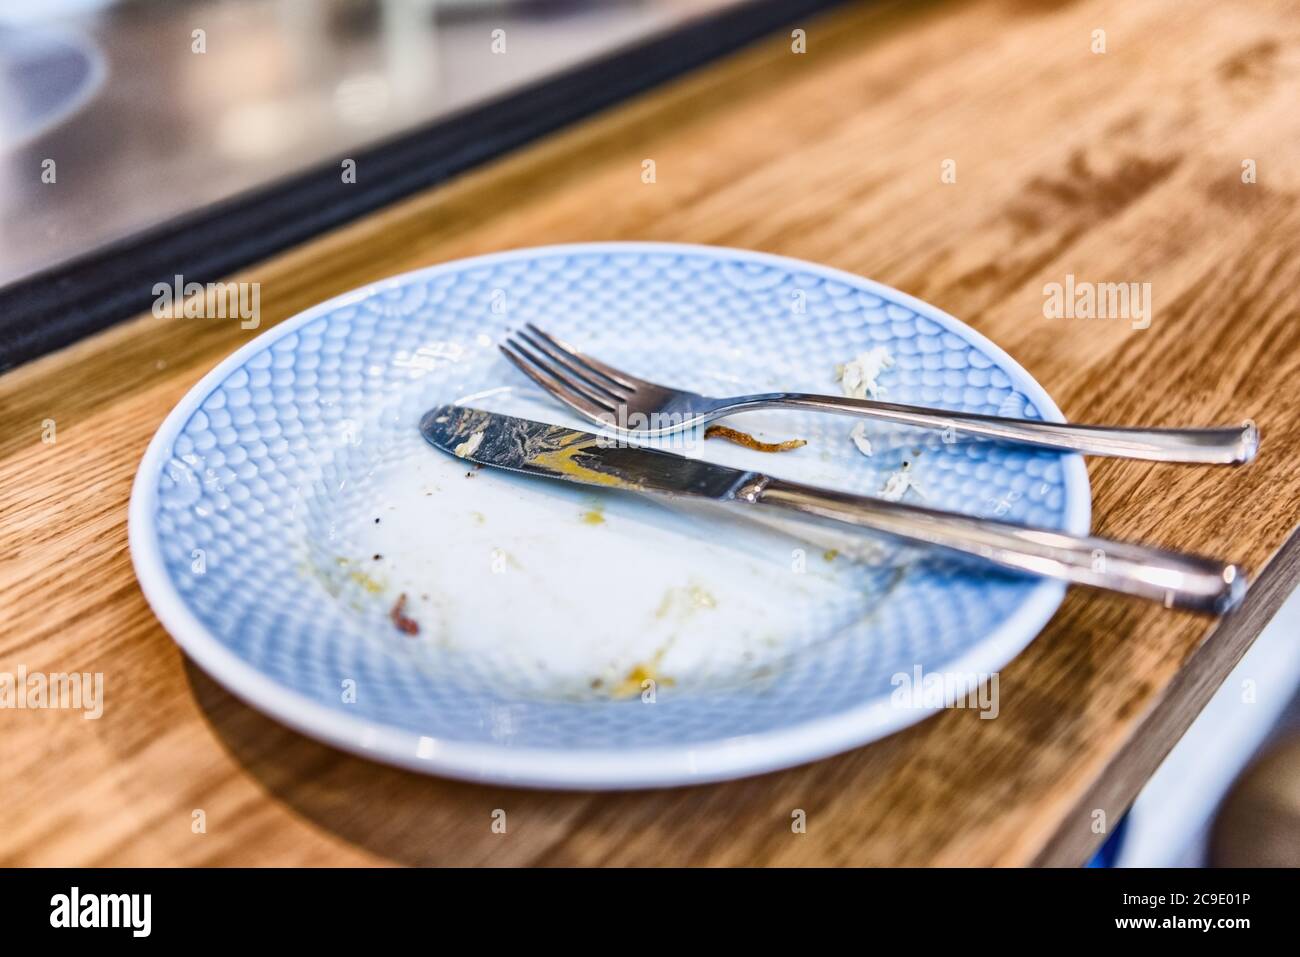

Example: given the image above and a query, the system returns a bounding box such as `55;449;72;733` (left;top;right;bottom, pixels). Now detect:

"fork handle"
738;475;1245;613
727;393;1258;464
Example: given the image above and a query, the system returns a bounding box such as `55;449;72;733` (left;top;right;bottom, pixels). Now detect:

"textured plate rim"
129;241;1091;789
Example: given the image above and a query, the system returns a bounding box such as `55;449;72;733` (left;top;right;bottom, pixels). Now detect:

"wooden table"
3;0;1299;866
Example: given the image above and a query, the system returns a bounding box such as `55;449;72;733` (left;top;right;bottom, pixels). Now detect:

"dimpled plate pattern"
129;243;1091;788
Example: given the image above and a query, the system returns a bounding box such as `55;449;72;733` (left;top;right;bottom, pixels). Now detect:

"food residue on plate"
849;421;875;457
611;644;677;699
836;347;894;400
303;409;895;700
612;661;675;698
332;556;387;595
704;425;806;453
389;592;420;635
837;347;893;457
878;459;926;502
654;583;717;621
350;571;384;594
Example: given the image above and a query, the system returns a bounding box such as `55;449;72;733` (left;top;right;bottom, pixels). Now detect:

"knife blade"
419;404;764;502
418;405;1246;613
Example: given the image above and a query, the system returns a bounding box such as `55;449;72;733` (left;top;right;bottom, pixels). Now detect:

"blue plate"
130;243;1090;788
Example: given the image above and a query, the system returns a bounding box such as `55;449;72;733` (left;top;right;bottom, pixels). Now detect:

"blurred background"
2;0;1297;868
0;0;744;286
1103;603;1300;868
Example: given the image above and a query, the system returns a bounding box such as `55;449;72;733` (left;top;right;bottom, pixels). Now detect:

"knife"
419;405;1246;613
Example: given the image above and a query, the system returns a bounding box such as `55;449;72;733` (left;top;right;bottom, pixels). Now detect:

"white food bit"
849;421;874;457
840;348;893;457
836;347;894;400
453;430;485;458
879;461;926;502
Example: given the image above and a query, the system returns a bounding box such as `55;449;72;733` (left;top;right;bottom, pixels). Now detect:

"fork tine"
498;343;616;420
505;335;623;412
523;323;649;392
513;328;630;403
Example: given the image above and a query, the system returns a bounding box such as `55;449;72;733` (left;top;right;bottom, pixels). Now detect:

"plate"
129;242;1090;788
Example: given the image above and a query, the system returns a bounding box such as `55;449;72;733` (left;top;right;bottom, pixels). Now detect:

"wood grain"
3;0;1300;866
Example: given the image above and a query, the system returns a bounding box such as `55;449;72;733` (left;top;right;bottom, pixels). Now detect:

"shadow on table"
183;659;592;865
182;657;818;866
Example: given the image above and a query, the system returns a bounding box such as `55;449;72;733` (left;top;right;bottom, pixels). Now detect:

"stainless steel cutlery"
419;325;1260;613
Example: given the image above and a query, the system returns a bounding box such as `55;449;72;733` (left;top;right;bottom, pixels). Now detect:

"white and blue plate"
130;243;1090;788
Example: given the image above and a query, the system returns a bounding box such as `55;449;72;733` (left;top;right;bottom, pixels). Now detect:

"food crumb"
389;593;419;635
835;347;894;400
704;425;806;453
879;459;926;502
850;421;874;457
453;430;485;459
838;349;894;457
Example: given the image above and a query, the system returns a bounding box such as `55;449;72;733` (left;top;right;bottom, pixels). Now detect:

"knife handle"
739;476;1245;613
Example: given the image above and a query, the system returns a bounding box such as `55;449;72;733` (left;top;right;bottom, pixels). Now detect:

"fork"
499;324;1258;464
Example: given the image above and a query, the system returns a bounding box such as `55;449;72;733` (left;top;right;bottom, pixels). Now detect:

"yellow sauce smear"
612;656;676;699
704;425;806;453
529;436;633;488
347;569;385;594
654;584;717;619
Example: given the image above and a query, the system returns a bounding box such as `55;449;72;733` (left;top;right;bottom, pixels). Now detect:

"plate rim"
128;241;1091;789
